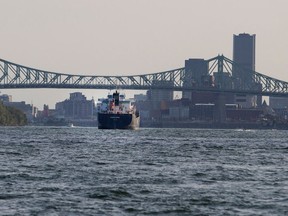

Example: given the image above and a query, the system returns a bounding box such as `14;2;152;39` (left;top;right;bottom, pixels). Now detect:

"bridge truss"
0;55;288;97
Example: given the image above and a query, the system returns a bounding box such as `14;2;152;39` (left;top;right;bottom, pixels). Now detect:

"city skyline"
0;0;287;108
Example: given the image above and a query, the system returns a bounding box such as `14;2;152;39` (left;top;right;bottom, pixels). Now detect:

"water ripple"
0;127;287;215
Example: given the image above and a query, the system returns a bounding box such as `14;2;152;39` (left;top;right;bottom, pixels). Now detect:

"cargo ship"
97;91;140;129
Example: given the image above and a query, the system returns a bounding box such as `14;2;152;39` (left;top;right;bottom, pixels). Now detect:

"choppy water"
0;127;288;215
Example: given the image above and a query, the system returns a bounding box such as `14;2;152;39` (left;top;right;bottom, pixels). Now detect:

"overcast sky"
0;0;287;108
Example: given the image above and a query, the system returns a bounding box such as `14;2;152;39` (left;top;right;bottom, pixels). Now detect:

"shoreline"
141;121;288;130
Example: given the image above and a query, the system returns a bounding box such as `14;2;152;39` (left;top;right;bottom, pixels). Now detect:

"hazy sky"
0;0;287;108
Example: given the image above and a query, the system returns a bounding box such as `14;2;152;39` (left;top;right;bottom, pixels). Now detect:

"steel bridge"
0;55;288;97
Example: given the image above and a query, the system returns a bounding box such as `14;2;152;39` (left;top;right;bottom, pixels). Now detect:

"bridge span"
1;55;288;97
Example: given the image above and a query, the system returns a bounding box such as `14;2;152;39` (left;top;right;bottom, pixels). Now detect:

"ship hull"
98;113;140;129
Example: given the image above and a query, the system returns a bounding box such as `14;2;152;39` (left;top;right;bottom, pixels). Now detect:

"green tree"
0;102;27;126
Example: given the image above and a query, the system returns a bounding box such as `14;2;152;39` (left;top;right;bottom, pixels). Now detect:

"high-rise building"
233;33;256;70
233;33;259;108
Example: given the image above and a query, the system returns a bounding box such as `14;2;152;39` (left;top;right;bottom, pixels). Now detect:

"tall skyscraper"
233;33;256;70
233;33;259;108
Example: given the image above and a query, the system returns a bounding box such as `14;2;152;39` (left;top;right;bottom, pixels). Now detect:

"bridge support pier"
213;93;226;123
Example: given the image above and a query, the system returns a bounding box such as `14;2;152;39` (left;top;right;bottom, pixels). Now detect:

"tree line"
0;102;27;126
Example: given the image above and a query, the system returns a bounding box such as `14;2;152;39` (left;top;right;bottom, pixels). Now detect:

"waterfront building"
147;80;173;112
269;97;288;109
269;97;288;119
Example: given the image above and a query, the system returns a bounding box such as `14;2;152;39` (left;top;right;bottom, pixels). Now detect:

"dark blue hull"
98;113;140;129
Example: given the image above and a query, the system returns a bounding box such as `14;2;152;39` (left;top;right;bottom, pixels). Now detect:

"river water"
0;126;288;215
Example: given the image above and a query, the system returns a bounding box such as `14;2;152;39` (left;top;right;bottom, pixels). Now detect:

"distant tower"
233;33;260;108
233;33;256;70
